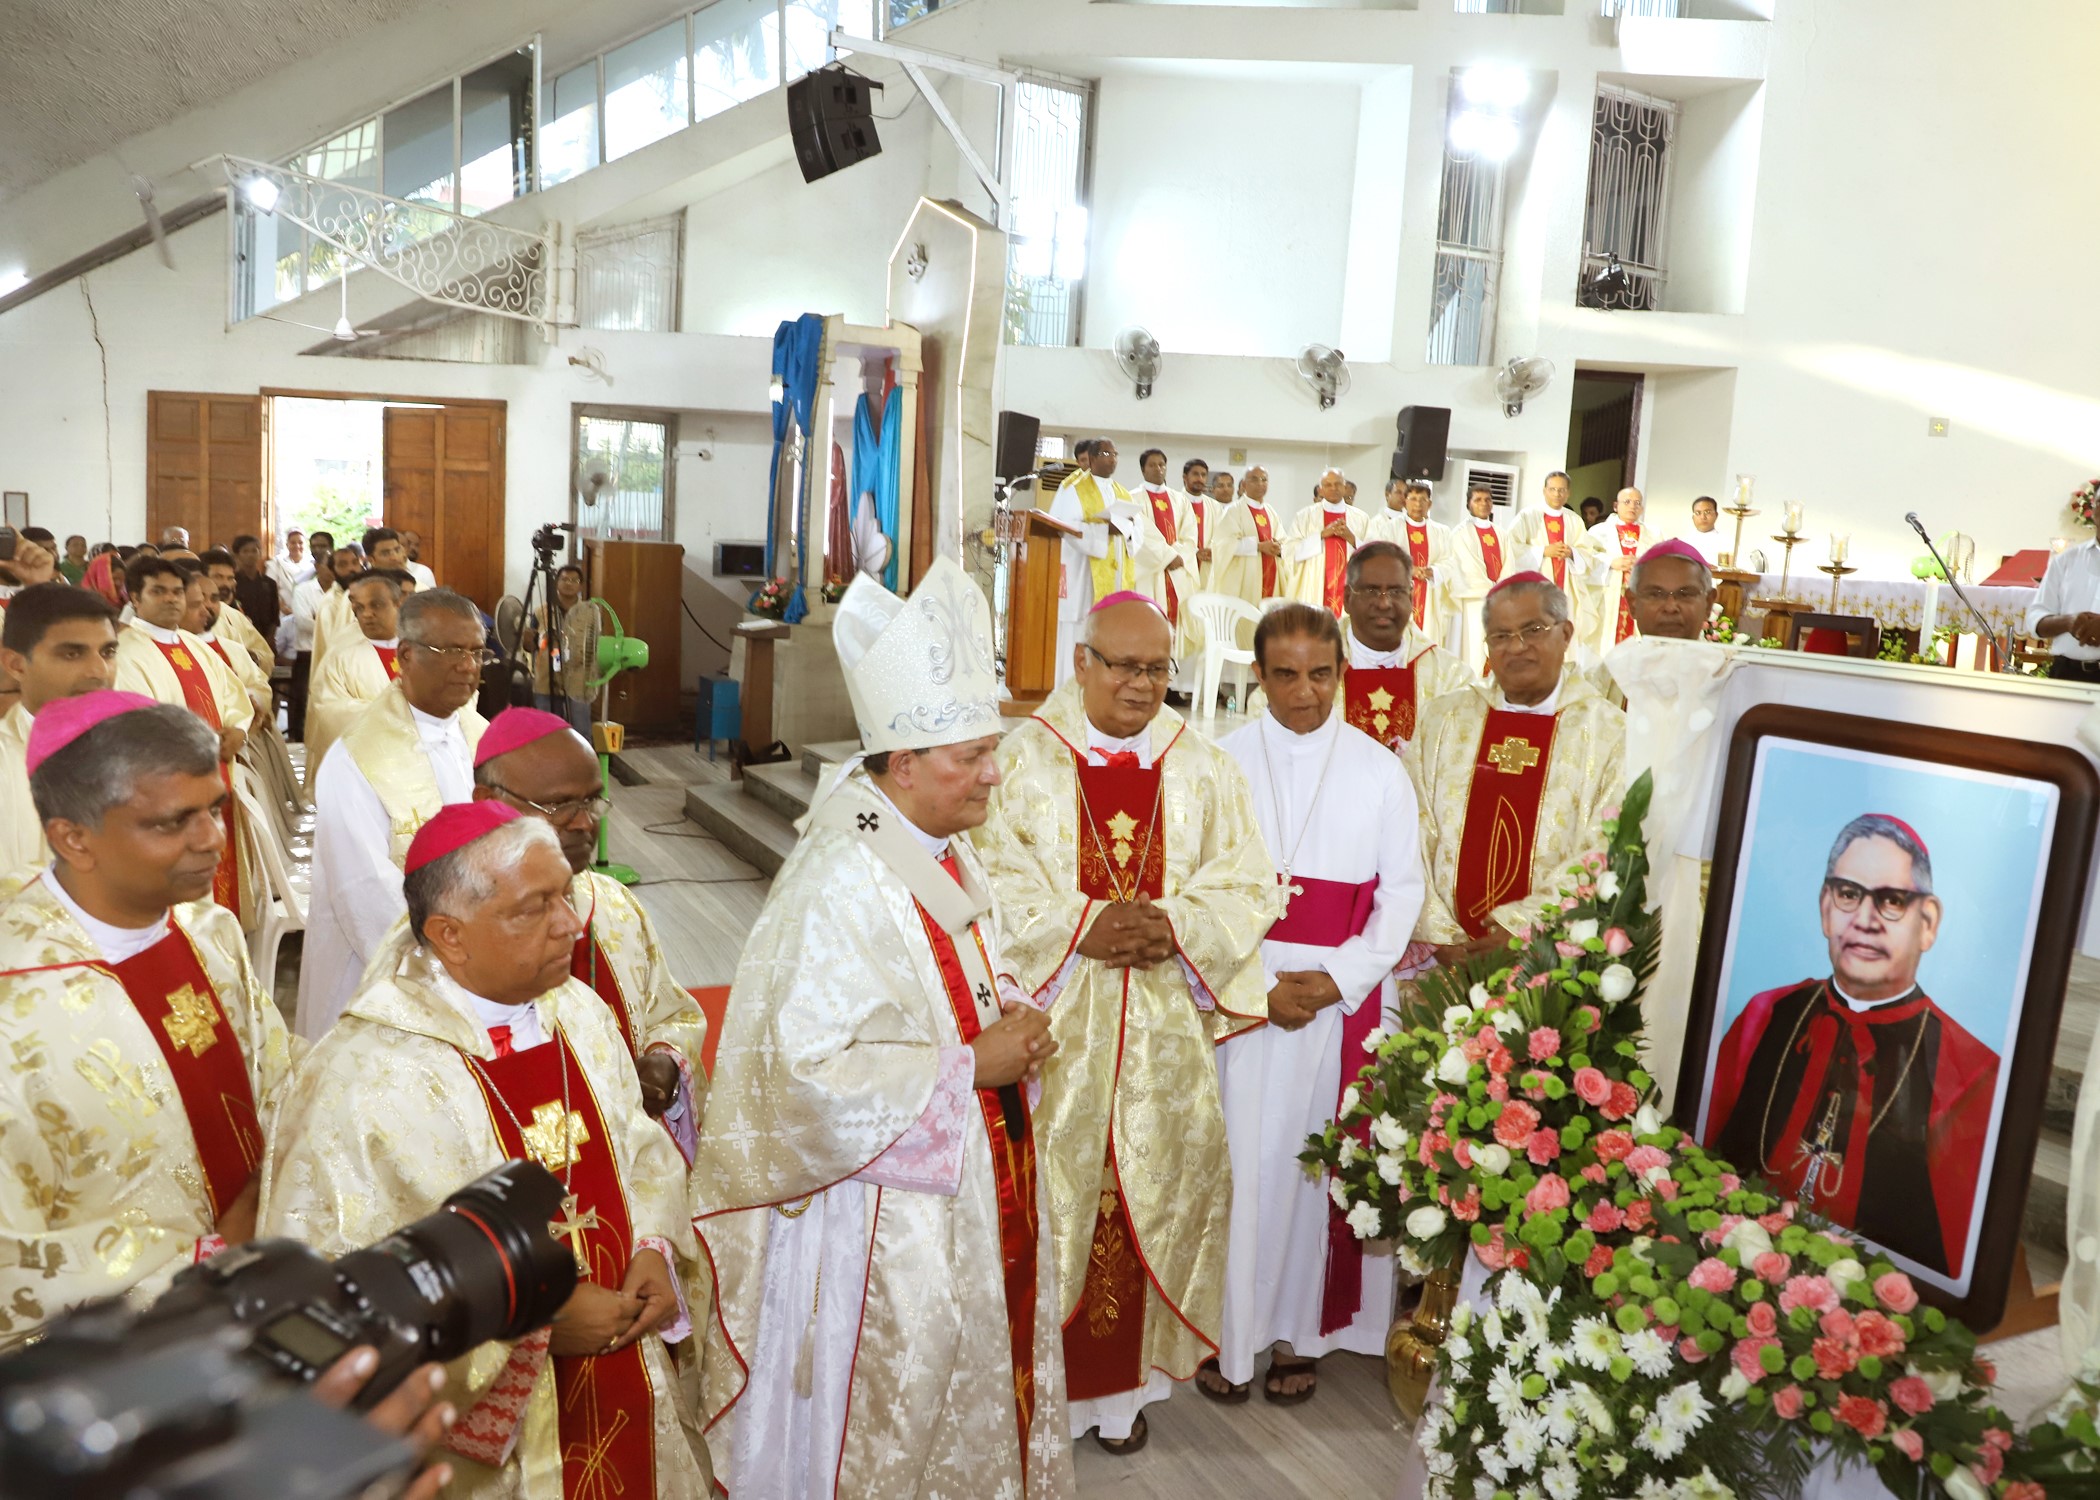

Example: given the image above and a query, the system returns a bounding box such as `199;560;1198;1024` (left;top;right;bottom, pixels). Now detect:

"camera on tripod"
0;1160;578;1500
531;520;575;563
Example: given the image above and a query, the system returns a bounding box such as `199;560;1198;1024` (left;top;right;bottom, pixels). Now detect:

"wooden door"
146;392;264;546
383;402;505;608
585;539;685;733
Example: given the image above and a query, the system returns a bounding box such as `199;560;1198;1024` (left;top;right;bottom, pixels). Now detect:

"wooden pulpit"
1005;508;1080;711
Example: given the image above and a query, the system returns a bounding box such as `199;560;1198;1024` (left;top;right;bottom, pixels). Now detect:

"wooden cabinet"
585;539;685;732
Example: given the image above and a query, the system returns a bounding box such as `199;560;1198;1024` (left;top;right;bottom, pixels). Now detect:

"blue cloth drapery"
768;314;825;620
850;388;903;592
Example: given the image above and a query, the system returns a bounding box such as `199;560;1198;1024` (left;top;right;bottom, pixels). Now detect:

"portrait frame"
1674;703;2098;1331
1;492;24;529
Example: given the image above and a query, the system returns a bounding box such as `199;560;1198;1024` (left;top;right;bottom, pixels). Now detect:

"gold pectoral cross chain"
1793;1092;1845;1209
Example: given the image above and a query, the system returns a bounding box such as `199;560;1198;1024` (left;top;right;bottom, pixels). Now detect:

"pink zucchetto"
473;707;578;769
1636;538;1709;568
1487;570;1552;595
404;801;521;874
24;690;160;776
1090;590;1164;615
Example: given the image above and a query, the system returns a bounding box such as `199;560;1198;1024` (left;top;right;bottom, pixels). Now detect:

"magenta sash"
1271;874;1379;948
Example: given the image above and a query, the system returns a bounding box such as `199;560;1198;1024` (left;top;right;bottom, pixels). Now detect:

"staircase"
682;741;862;876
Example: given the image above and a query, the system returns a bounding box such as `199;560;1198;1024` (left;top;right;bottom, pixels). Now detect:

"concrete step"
801;740;862;780
744;761;818;823
683;783;797;878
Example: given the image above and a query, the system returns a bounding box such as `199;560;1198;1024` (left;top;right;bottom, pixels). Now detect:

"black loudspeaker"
995;411;1041;480
1391;405;1452;482
786;65;884;184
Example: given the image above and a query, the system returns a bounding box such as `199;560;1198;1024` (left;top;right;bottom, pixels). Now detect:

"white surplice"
1213;709;1425;1382
293;706;473;1039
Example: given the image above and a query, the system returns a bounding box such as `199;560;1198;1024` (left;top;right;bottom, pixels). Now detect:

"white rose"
1437;1046;1472;1084
1492;1008;1526;1036
1634;1102;1663;1138
1717;1370;1750;1403
1340;1084;1362;1117
1943;1470;1989;1500
1372;1113;1409;1152
1330;1177;1349;1210
1912;1364;1963;1402
1827;1258;1867;1289
1346;1200;1383;1239
1567;918;1599;945
1377;1151;1406;1185
1599;963;1636;1003
1475;1142;1512;1176
1361;1025;1391;1054
1405;1205;1448;1240
1337;1135;1360;1167
1597;869;1621;901
1721;1219;1773;1262
1468;984;1492;1009
1399;1242;1434;1277
1444;1004;1476;1038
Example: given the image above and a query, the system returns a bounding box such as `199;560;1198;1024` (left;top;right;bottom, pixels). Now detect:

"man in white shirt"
268;529;314;602
296;587;491;1038
288;550;340;742
399;527;437;592
2026;538;2100;683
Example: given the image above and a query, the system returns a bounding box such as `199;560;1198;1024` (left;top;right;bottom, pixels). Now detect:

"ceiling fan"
258;271;380;342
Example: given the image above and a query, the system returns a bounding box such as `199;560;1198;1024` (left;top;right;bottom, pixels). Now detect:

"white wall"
1639;365;1737;525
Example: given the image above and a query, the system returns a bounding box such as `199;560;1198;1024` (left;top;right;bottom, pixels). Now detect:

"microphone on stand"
1907;512;2011;672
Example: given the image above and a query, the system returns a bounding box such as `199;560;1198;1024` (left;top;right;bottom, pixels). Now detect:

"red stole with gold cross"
1252;506;1277;596
1144;488;1181;626
375;643;401;679
1343;666;1419;752
913;864;1040;1475
1453;709;1558;939
109;926;263;1215
150;638;240;918
1404;521;1434;628
1613;523;1642;644
1542;513;1569;590
464;1031;656;1500
1073;760;1167;902
1478;525;1505;583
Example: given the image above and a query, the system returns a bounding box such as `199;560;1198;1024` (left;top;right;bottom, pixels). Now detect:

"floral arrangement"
747;576;792;619
1703;609;1753;646
1305;773;2031;1500
2072;479;2099;530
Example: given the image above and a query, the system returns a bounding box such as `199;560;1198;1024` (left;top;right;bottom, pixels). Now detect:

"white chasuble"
1215;712;1424;1381
1282;503;1371;615
303;636;397;796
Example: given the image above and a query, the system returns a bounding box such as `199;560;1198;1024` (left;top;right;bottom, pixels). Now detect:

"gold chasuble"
1406;673;1626;945
974;682;1282;1408
259;936;709;1500
1072;473;1138;602
0;874;292;1350
341;683;488;866
693;775;1074;1498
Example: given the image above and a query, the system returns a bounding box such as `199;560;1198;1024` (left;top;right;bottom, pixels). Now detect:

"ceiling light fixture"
1449;108;1521;161
1457;67;1530;110
0;269;27;298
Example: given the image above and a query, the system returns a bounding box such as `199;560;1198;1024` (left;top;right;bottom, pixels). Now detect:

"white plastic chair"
232;763;307;986
1185;591;1261;720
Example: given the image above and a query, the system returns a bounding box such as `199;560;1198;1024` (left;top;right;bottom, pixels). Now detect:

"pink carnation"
1855;1310;1906;1358
1493;1100;1541;1148
2002;1483;2045;1500
1771;1384;1805;1420
1752;1251;1793;1284
1985;1427;2013;1454
1452;1186;1481;1222
1874;1272;1919;1313
1603;926;1633;956
1836;1395;1886;1440
1623;1198;1654;1232
1486;1078;1510;1102
1592;1129;1635;1164
1452;1138;1474;1170
1527;1027;1561;1062
1555;940;1583;959
1573;1067;1611;1107
1585;1244;1615;1277
1813;1336;1859;1380
1890;1429;1925;1462
1587;1201;1625;1233
1718;1172;1741;1195
1730;1335;1775;1384
1525;1173;1572;1214
1888;1376;1935;1416
1656;1177;1680;1200
1687;1257;1737;1295
1973;1447;2004;1487
1817;1308;1857;1346
1745;1301;1779;1338
1626;1145;1671;1178
1488;1046;1515;1077
1527;1128;1562;1166
1778;1275;1839;1315
1604;1081;1640;1120
1581;1163;1607;1184
1679;1336;1709;1363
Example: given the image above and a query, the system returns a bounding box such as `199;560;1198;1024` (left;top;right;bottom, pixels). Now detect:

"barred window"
1579;84;1677;311
1004;80;1092;349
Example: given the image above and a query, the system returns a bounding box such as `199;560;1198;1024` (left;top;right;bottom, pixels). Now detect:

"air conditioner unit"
1460;460;1522;510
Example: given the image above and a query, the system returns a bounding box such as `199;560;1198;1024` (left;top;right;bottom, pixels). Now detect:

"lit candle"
1830;534;1848;564
2053;536;2071;555
1784;503;1803;535
1735;474;1754;507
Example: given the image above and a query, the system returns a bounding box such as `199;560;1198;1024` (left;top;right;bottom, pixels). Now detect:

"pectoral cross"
551;1193;601;1275
1486;736;1541;776
161;984;219;1058
521;1100;590;1173
1793;1093;1845;1209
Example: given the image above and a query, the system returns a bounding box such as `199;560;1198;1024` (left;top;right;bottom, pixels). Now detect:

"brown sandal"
1095;1413;1149;1456
1194;1357;1251;1405
1264;1356;1318;1406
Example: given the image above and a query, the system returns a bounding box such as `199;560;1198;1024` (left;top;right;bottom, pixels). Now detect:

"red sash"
1405;522;1433;628
1074;760;1165;901
375;644;401;679
1452;710;1558;938
1477;525;1504;584
571;928;636;1057
1145;488;1181;626
1542;514;1568;589
914;878;1039;1473
1252;506;1277;596
152;638;239;917
464;1031;656;1500
1320;512;1348;618
109;926;262;1217
1614;524;1642;644
1343;664;1419;751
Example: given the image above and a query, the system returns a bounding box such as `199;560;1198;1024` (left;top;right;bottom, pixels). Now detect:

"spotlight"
1448;109;1520;161
1589;251;1631;303
1457;68;1530;110
240;176;280;214
0;269;27;298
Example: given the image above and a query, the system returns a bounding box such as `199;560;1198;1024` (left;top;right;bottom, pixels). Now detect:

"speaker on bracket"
787;64;885;184
995;411;1041;482
1391;405;1452;483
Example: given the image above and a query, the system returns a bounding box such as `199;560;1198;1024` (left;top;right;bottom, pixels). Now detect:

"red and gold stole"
152;638;239;916
915;863;1040;1472
1344;664;1419;752
1145;488;1181;626
1453;709;1558;939
374;643;401;679
1478;525;1504;583
1542;513;1568;589
1194;494;1208;553
1320;509;1349;619
570;928;636;1058
1252;506;1277;596
205;638;235;673
109;925;262;1216
465;1031;656;1500
1404;521;1434;628
1073;757;1166;902
1614;524;1642;644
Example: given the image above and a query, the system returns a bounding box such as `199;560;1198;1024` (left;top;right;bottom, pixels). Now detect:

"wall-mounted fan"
1113;325;1161;400
1296;344;1350;410
576;453;618;509
1497;356;1555;417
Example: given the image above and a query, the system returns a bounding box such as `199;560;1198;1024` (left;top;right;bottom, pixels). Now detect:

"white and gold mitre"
835;555;1001;755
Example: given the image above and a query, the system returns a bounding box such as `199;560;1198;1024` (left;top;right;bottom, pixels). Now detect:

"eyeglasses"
1822;877;1929;922
1633;586;1712;607
1484;620;1561;653
1347;585;1412;604
1082;644;1174;686
487;784;611;825
406;643;500;668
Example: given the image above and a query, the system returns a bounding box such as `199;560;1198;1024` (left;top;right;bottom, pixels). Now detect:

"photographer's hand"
550;1282;644;1357
216;1174;260;1246
314;1348;455;1500
612;1248;678;1349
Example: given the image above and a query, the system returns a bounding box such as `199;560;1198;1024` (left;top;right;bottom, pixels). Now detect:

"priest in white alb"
1133;446;1202;666
1448;481;1513;668
694;557;1074;1498
1049;437;1166;686
297;587;489;1039
975;593;1282;1454
1575;485;1651;658
304;570;406;797
1211;466;1288;637
1201;604;1423;1406
1364;478;1454;649
1341;542;1469;754
1506;470;1594;652
1283;469;1370;617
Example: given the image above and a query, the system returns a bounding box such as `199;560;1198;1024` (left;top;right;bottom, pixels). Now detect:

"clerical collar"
42;865;168;965
371;636;399;649
1321;502;1352;513
1832;980;1920;1014
1260;707;1339;748
1496;678;1562;715
433;965;548;1052
1084;720;1153;768
1348;625;1409;669
866;782;948;860
1472;516;1498;530
138;621;182;645
409;703;461;735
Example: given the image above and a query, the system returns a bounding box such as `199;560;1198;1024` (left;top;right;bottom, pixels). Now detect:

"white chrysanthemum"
1658;1382;1713;1436
1604;1452;1628;1479
1376;1151;1406;1186
1570;1316;1618;1371
1329;1177;1349;1210
1540;1389;1579;1447
1635;1478;1673;1500
1478;1448;1509;1484
1480;1308;1504;1349
1340;1084;1362;1118
1450;1303;1474;1337
1361;1025;1392;1054
1499;1414;1543;1473
1346;1200;1382;1239
1635;1418;1687;1462
1486;1366;1526;1421
1535;1342;1570;1381
1337;1135;1360;1167
1543;1464;1581;1500
1676;1470;1735;1500
1372;1113;1409;1151
1623;1327;1673;1380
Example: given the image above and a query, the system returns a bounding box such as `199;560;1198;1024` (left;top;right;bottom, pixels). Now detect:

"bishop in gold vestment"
976;597;1281;1450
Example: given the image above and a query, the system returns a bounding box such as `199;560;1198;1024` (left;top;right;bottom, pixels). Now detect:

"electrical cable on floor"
682;596;732;654
631;874;766;887
642;818;722;840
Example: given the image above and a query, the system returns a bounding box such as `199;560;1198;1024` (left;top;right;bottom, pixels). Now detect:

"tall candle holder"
1772;531;1806;600
1724;498;1759;570
1819;561;1859;612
